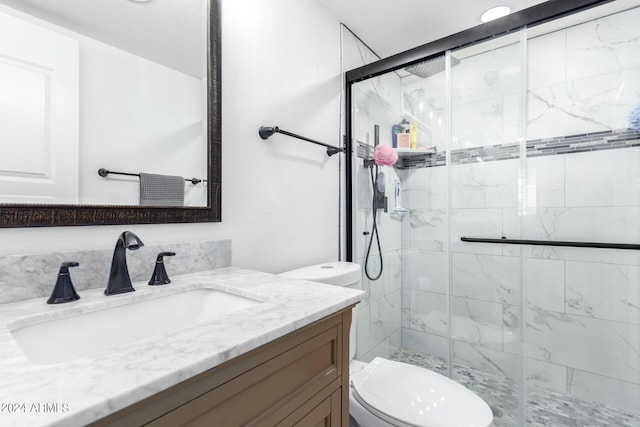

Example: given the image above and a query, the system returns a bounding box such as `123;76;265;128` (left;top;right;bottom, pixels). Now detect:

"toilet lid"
351;358;493;427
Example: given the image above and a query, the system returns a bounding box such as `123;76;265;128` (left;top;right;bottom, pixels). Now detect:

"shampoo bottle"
409;122;418;149
391;124;402;148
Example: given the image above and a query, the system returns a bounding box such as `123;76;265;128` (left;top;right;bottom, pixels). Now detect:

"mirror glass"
0;0;209;208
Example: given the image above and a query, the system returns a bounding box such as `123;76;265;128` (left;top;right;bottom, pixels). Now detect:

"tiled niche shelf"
356;128;640;170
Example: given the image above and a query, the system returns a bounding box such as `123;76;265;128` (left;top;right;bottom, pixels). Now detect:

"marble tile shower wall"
401;6;640;415
0;240;232;304
352;70;403;362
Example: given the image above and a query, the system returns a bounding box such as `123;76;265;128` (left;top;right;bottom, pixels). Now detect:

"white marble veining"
370;288;401;344
565;6;640;82
565;260;640;324
528;29;567;90
504;236;640;267
450;35;522;150
452;253;520;305
451;160;519;209
451;208;504;255
525;307;640;384
452;340;520;380
568;367;640;414
401;249;448;294
451;297;504;350
523;257;565;313
451;37;521;107
356;249;402;360
0;267;363;427
402;167;448;210
524;358;567;394
381;249;402;296
526;5;640;140
0;240;231;304
402;328;449;361
525;155;566;208
408;208;447;252
565;147;640;207
401;289;447;336
504;206;640;245
530;69;640;140
451;98;506;149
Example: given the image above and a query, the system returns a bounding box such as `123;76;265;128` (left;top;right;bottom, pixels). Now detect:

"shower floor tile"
389;348;640;427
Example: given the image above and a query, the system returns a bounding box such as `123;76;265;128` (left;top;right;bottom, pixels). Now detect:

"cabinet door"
276;388;341;427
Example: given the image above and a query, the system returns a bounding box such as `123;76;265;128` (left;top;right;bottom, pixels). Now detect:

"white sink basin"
10;289;262;365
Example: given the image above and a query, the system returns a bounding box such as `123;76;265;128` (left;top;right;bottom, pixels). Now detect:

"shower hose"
364;165;383;281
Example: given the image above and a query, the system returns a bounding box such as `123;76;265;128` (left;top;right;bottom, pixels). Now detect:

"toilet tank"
279;261;360;360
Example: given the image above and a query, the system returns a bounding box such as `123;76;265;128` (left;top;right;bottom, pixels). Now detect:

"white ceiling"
318;0;551;59
0;0;205;78
1;0;553;78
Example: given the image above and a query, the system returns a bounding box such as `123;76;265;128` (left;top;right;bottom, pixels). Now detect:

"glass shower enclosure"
346;1;640;425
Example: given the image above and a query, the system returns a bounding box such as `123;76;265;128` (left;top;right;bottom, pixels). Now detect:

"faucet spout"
105;231;144;295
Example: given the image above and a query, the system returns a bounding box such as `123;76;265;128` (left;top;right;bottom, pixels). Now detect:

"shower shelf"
396;148;436;156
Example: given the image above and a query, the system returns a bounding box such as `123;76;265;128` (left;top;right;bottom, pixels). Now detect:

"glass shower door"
450;32;525;426
521;5;640;424
399;54;450;375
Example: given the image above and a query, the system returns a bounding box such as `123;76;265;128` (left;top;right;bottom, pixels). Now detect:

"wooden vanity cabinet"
91;307;353;427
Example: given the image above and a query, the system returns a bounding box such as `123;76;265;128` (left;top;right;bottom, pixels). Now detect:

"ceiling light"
481;6;511;23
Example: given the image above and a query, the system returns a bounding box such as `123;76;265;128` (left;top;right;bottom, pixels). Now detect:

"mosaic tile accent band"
356;128;640;169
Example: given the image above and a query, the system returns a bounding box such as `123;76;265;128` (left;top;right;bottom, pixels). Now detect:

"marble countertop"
0;267;364;427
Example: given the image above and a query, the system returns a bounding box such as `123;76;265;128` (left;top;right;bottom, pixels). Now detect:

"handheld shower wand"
364;124;398;281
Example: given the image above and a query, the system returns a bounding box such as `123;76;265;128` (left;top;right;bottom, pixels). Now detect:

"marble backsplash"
0;239;231;304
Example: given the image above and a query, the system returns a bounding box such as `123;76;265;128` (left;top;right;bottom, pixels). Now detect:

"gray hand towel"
139;173;184;206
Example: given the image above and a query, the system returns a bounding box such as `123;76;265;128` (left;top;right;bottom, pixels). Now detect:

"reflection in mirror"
0;0;209;208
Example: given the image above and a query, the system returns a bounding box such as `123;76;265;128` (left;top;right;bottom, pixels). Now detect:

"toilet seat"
351;357;493;427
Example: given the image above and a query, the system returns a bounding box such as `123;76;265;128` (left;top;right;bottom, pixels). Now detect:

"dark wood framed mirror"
0;0;220;227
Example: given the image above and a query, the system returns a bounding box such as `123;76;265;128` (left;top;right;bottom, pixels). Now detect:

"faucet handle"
47;262;81;304
148;252;176;286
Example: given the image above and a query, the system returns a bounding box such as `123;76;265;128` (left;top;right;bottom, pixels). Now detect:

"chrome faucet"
105;231;144;295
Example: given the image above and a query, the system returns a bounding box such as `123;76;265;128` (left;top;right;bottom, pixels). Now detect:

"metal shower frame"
343;0;614;261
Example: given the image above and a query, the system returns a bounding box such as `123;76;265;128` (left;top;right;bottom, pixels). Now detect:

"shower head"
404;55;461;78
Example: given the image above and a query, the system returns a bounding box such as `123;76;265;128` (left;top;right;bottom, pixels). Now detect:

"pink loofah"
374;144;398;166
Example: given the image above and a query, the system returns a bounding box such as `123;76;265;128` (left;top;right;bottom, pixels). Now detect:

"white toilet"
280;261;494;427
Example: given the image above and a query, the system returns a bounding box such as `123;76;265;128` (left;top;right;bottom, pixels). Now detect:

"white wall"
0;0;343;274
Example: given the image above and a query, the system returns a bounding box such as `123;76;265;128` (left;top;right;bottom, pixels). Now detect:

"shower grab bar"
258;126;344;156
460;236;640;251
98;168;205;185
